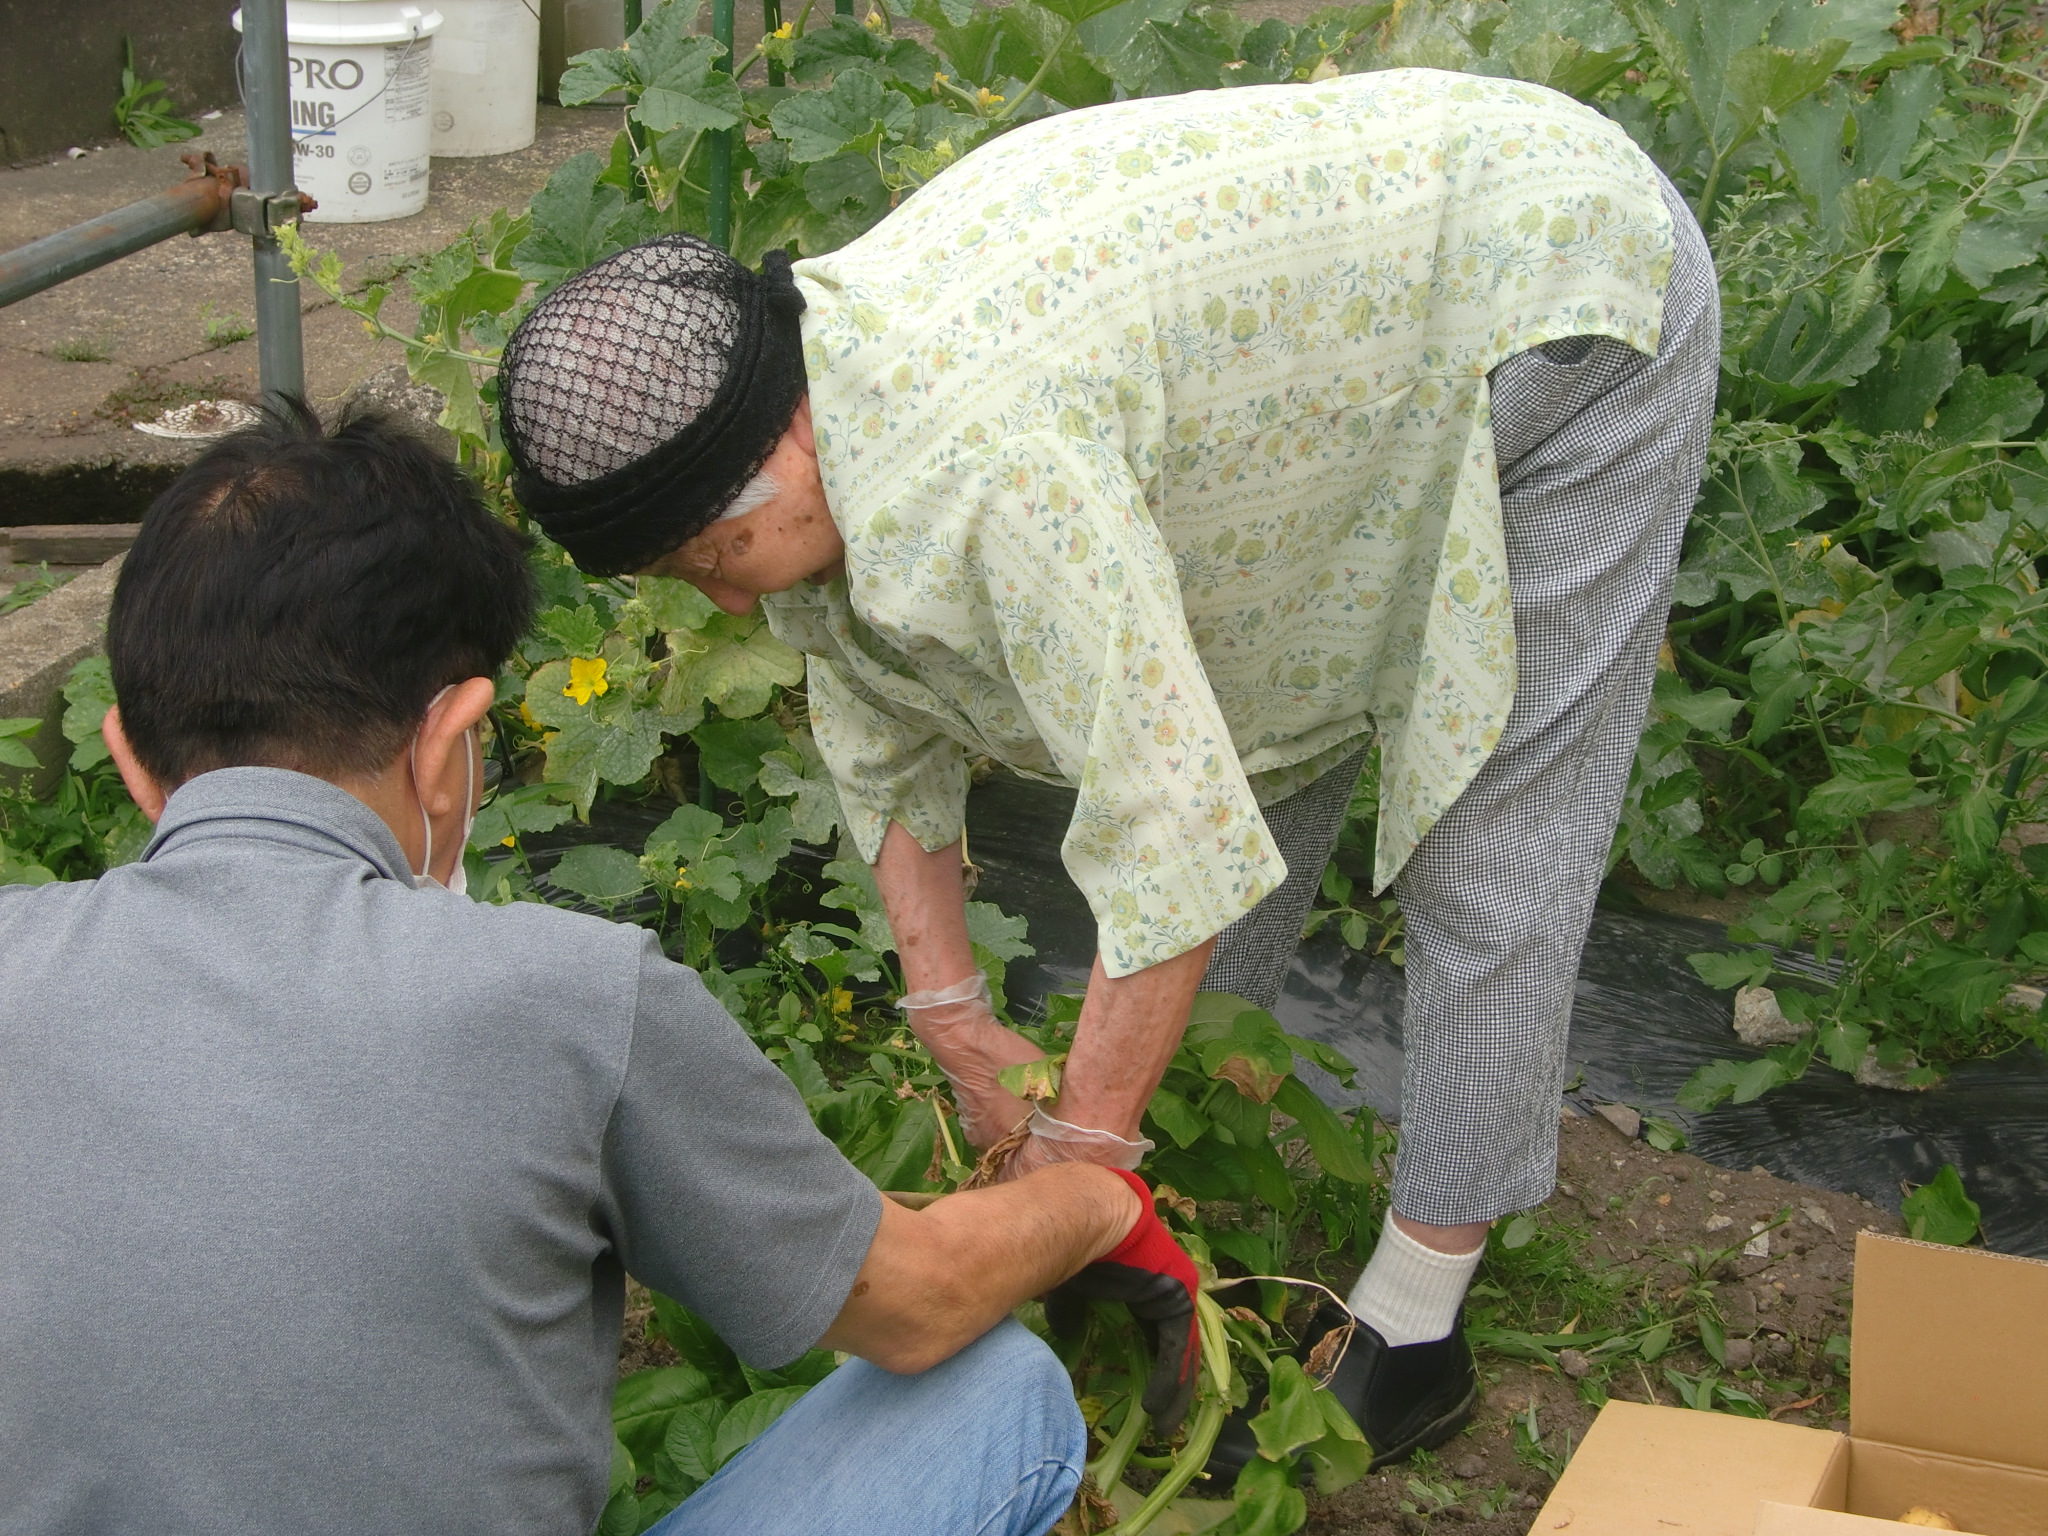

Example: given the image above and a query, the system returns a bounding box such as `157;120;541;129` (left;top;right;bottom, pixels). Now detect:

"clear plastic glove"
998;1107;1156;1182
897;972;1045;1149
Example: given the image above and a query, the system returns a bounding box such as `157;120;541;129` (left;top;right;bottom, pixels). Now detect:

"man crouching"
0;403;1197;1536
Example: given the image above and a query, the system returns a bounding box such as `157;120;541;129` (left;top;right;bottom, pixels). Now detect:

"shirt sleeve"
862;431;1287;976
805;653;970;862
598;934;882;1368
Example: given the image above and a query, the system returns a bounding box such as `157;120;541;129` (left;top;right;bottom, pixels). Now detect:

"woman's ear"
787;394;815;455
102;707;169;824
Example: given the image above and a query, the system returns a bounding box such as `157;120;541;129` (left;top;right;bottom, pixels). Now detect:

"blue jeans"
648;1319;1086;1536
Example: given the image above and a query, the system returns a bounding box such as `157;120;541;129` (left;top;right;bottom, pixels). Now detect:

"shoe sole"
1363;1378;1479;1473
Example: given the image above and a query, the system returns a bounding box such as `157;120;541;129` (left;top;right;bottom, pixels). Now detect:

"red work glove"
1045;1169;1202;1436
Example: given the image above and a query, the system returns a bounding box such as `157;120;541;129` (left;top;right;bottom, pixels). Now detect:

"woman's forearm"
873;820;977;991
1053;939;1214;1141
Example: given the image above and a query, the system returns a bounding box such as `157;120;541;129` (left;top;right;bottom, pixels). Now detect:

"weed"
0;565;71;618
112;39;199;150
48;336;113;364
199;302;254;350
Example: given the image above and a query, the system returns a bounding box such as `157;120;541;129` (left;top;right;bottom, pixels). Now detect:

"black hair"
108;399;537;786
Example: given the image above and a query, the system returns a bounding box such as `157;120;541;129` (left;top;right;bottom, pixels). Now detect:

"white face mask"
409;686;476;895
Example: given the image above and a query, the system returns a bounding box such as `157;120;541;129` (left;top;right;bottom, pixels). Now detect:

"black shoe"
1204;1302;1477;1487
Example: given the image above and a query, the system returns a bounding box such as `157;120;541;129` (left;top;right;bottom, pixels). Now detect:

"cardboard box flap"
1532;1400;1844;1536
1851;1232;2048;1470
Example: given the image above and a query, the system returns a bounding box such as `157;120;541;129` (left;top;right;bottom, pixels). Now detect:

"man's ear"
102;707;169;824
411;677;498;819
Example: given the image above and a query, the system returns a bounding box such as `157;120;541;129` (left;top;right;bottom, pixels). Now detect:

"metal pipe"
707;0;735;250
625;0;643;33
241;0;306;400
0;177;234;309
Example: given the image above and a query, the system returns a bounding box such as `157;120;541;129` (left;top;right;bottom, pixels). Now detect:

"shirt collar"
142;766;413;882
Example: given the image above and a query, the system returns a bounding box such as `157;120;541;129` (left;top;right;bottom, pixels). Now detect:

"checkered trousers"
1202;175;1721;1226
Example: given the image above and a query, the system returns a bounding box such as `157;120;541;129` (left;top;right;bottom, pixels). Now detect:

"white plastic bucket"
234;1;444;223
431;0;540;157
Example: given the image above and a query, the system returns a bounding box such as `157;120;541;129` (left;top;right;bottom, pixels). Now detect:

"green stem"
991;20;1074;121
1086;1348;1151;1492
1101;1399;1226;1536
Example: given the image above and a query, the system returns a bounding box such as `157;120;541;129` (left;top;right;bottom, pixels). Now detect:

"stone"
2002;984;2044;1014
1721;1337;1755;1370
4;524;139;564
341;362;455;458
1450;1455;1486;1480
1594;1102;1642;1140
1734;986;1806;1047
1715;1282;1761;1337
1557;1347;1593;1379
1800;1202;1836;1234
1854;1046;1933;1091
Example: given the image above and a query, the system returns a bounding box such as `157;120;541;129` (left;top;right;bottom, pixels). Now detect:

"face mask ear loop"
409;685;459;887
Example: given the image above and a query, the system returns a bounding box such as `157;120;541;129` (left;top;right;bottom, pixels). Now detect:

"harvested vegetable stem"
1098;1292;1236;1535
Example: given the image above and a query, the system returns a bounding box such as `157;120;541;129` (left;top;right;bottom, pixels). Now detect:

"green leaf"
514;153;662;295
1901;1163;1980;1245
1248;1356;1327;1460
634;36;744;136
1954;214;2048;291
1655;673;1745;740
712;1385;810;1467
1721;40;1850;146
660;617;805;721
1273;1077;1370;1183
1687;949;1774;990
551;844;652;903
1897;199;1966;307
1740;290;1889;401
1231;1454;1308;1536
1644;1116;1689;1152
727;806;797;884
558;46;635;106
612;1363;713;1466
471;784;575;849
770;70;913;163
1499;1212;1539;1250
537;603;611;658
641;576;723;633
60;655;115;770
1145;1087;1211;1148
804;152;889;216
1932;366;2043;447
696;716;790;791
758;748;842;844
1768;0;1906;71
1839;334;1962;435
1886;622;1979;688
662;1397;727;1486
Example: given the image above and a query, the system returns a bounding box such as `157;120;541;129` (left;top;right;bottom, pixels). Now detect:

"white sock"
1345;1219;1483;1347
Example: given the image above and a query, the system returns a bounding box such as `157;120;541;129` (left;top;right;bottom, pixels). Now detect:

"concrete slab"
0;103;620;522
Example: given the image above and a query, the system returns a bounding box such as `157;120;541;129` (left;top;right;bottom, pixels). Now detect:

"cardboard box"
1530;1232;2048;1536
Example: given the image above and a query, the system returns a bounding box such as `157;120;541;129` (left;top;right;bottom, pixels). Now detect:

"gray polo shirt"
0;768;881;1536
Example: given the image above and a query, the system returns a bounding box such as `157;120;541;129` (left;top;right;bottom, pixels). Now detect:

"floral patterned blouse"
767;69;1673;977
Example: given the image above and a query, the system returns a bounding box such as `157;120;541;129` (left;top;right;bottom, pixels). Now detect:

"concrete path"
0;104;620;522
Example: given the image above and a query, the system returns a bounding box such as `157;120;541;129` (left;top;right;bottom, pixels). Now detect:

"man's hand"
1044;1169;1202;1435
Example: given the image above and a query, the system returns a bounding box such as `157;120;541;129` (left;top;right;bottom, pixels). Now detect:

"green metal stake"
836;0;853;15
763;0;784;86
624;0;642;34
707;0;735;249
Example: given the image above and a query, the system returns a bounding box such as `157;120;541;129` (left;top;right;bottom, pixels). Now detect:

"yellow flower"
830;987;854;1017
863;7;884;27
773;21;792;36
563;656;609;705
518;701;539;728
977;87;1004;108
500;835;517;848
